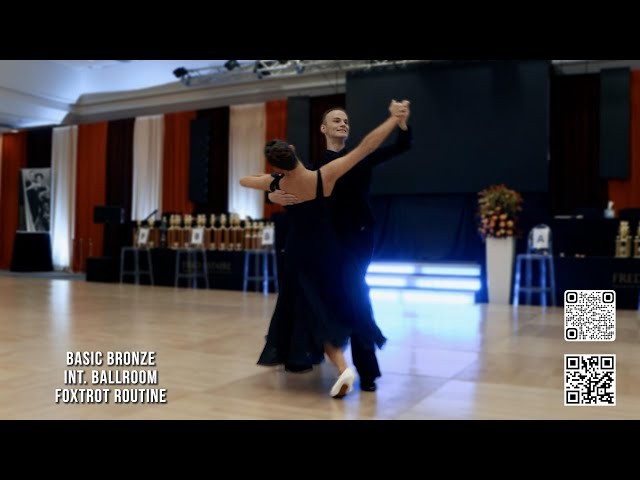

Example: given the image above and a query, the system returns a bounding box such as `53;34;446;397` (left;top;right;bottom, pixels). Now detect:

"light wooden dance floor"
0;275;638;420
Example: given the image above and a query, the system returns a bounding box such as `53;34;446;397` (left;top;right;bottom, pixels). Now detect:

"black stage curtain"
26;128;52;168
550;73;608;215
10;232;53;271
104;118;135;256
371;194;483;262
370;192;550;263
196;106;230;214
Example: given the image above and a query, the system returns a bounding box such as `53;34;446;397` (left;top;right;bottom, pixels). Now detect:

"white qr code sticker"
565;354;616;406
564;290;615;341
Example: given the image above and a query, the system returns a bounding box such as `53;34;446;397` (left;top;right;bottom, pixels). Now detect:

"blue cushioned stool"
512;224;556;307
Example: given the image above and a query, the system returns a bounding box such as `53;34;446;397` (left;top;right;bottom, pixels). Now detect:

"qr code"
564;290;615;341
565;354;615;406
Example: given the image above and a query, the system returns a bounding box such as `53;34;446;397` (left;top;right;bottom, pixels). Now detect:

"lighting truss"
175;60;431;87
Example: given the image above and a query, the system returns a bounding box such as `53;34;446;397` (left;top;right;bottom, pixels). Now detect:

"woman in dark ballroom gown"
240;100;408;398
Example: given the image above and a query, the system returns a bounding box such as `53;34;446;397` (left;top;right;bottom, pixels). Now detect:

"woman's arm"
320;101;407;184
239;174;273;191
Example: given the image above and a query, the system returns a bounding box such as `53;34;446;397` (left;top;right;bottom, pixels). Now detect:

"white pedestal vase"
485;236;516;304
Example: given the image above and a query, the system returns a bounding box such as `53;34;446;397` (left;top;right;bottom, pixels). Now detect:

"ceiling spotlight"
224;60;240;71
172;67;188;78
254;60;279;79
254;61;268;79
168;60;429;87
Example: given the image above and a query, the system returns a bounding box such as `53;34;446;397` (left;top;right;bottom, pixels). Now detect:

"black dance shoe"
360;379;377;392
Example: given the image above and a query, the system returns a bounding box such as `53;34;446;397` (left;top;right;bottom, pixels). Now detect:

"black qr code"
565;354;616;406
564;290;616;341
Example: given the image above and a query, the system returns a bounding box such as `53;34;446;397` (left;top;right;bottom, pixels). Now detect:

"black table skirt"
554;256;640;310
88;249;276;292
10;232;53;272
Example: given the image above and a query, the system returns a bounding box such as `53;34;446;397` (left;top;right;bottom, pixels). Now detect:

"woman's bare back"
277;167;336;203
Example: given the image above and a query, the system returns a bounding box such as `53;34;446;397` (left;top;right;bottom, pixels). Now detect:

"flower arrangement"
477;184;523;239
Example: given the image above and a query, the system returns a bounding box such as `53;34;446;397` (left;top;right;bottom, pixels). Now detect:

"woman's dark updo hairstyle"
265;139;297;171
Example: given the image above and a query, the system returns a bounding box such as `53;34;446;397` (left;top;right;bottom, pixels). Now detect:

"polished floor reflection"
0;276;638;419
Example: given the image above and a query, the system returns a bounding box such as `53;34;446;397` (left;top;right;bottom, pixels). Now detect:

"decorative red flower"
477;184;523;239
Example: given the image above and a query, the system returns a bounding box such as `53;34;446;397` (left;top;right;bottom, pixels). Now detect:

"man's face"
321;110;349;140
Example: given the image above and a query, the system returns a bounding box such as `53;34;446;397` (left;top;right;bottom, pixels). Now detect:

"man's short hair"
321;107;347;124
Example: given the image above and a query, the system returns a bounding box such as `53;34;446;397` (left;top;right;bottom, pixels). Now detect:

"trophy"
206;214;216;250
219;214;228;251
615;220;631;258
227;214;236;250
159;215;168;248
168;215;180;248
243;220;252;250
133;219;142;247
255;221;264;250
231;213;243;251
212;215;222;250
180;214;191;247
634;223;640;258
148;218;158;248
250;221;259;250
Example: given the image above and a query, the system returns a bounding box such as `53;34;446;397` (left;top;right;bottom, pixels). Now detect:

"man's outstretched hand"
398;100;410;130
268;189;299;206
390;99;410;130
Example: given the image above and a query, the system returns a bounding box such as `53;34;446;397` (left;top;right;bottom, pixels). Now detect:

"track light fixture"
172;67;188;79
224;60;240;71
254;60;278;79
173;61;430;87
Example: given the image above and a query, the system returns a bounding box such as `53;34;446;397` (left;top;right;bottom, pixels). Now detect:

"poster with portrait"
20;168;51;232
261;225;275;246
137;227;150;247
190;227;204;246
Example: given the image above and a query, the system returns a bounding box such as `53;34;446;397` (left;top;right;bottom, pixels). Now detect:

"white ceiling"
0;60;259;131
48;60;138;70
0;59;365;132
1;60;637;133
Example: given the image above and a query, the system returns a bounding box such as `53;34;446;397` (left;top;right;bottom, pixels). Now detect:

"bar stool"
512;224;557;307
120;247;154;285
175;248;209;289
243;249;278;295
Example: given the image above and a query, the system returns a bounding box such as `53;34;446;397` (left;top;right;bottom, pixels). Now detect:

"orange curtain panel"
608;70;640;211
162;111;197;215
73;122;108;272
0;132;27;269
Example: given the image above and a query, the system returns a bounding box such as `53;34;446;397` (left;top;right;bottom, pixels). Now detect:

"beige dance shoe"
330;367;355;398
